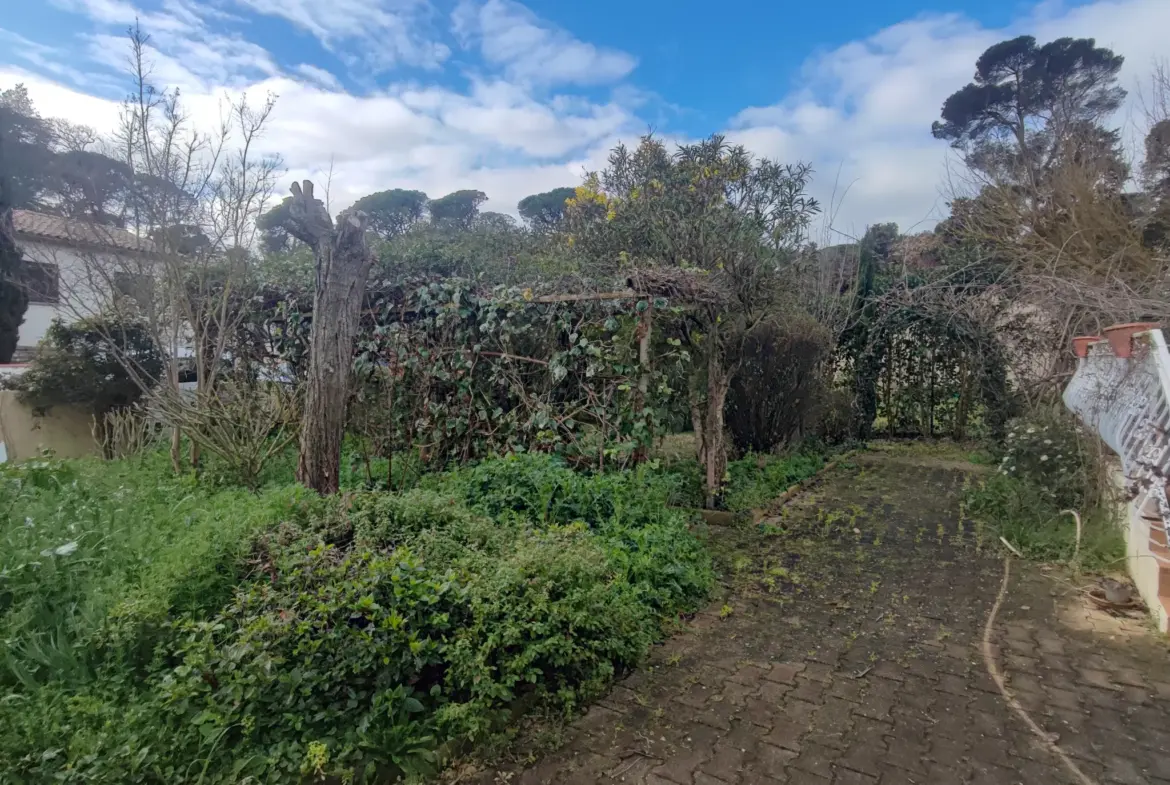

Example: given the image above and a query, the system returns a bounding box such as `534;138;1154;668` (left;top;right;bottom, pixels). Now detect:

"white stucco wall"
16;239;110;349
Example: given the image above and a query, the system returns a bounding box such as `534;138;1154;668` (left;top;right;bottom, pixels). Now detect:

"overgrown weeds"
0;450;711;783
722;451;827;512
965;472;1123;570
964;410;1124;571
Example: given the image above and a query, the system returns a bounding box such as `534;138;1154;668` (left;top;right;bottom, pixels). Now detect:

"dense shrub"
965;408;1122;569
726;317;832;454
428;452;689;530
0;451;313;688
998;410;1092;509
10;317;163;418
964;472;1123;569
0;452;712;783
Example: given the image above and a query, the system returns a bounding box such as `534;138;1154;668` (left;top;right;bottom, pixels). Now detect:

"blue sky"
1;0;1167;235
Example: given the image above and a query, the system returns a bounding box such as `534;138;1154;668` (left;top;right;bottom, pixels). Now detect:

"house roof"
13;210;156;253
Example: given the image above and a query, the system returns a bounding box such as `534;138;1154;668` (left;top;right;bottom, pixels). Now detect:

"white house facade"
12;210;157;356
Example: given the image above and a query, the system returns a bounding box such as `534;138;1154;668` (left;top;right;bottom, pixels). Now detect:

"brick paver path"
469;451;1170;784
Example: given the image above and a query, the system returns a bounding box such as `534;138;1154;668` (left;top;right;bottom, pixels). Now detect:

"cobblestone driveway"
469;451;1170;784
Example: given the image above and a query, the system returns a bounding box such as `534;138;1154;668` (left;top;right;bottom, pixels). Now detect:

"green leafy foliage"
997;412;1090;509
0;451;321;688
964;472;1122;569
722;451;826;512
351;188;429;239
517;187;576;230
965;410;1122;569
428;189;487;229
10;317;163;417
0;207;27;363
0;452;712;783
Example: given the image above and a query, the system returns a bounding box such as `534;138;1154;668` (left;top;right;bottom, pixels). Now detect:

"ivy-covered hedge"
1;454;711;783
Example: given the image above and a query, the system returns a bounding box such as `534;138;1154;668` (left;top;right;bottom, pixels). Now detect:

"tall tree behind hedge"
0;119;27;363
350;188;428;240
518;187;576;230
932;35;1125;193
566;135;820;506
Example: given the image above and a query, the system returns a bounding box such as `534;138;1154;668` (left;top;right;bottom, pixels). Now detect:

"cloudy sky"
2;0;1167;238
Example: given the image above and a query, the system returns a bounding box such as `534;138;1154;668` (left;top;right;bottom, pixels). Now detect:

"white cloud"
0;68;122;131
10;0;1170;239
0;29;116;92
293;64;343;91
0;62;624;218
229;0;450;71
727;0;1170;237
452;0;637;87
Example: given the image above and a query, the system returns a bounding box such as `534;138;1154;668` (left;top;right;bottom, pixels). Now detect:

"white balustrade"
1063;328;1170;556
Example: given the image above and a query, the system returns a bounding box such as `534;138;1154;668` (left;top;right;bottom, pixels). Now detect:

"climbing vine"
862;306;1013;441
235;277;688;475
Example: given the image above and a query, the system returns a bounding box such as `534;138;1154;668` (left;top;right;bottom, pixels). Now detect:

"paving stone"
755;743;798;775
836;741;885;778
790;742;838;780
882;735;928;773
728;664;768;686
718;680;756;707
832;768;878;785
652;746;712;785
475;457;1170;785
700;742;747;784
790;677;828;704
757;679;794;704
694;773;734;785
766;662;805;685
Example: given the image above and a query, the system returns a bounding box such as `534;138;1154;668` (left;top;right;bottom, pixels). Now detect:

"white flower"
1027;428;1036;434
1040;455;1049;462
1043;439;1052;445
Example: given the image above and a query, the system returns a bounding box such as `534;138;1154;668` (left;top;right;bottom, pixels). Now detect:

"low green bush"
723;451;826;511
966;409;1122;570
0;451;317;688
0;452;712;783
998;411;1093;509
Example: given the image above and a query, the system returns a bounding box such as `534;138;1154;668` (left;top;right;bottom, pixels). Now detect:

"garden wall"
0;390;98;462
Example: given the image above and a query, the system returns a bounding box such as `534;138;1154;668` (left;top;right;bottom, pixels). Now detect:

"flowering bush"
998;411;1090;508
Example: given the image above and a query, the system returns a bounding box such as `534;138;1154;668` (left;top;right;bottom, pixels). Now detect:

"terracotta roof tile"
13;210;156;253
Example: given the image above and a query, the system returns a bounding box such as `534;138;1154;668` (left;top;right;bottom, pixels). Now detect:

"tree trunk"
703;372;730;509
633;302;653;462
282;181;374;495
0;145;29;364
690;394;705;463
700;332;731;509
926;347;936;439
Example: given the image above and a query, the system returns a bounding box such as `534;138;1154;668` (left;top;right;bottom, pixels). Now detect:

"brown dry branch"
152;379;300;488
43;25;280;471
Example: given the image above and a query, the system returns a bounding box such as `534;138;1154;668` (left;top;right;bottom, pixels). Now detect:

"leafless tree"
277;180;374;494
36;24;281;470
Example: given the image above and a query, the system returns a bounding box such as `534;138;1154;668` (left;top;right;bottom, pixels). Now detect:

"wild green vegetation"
0;450;711;782
0;23;1162;784
964;412;1125;571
